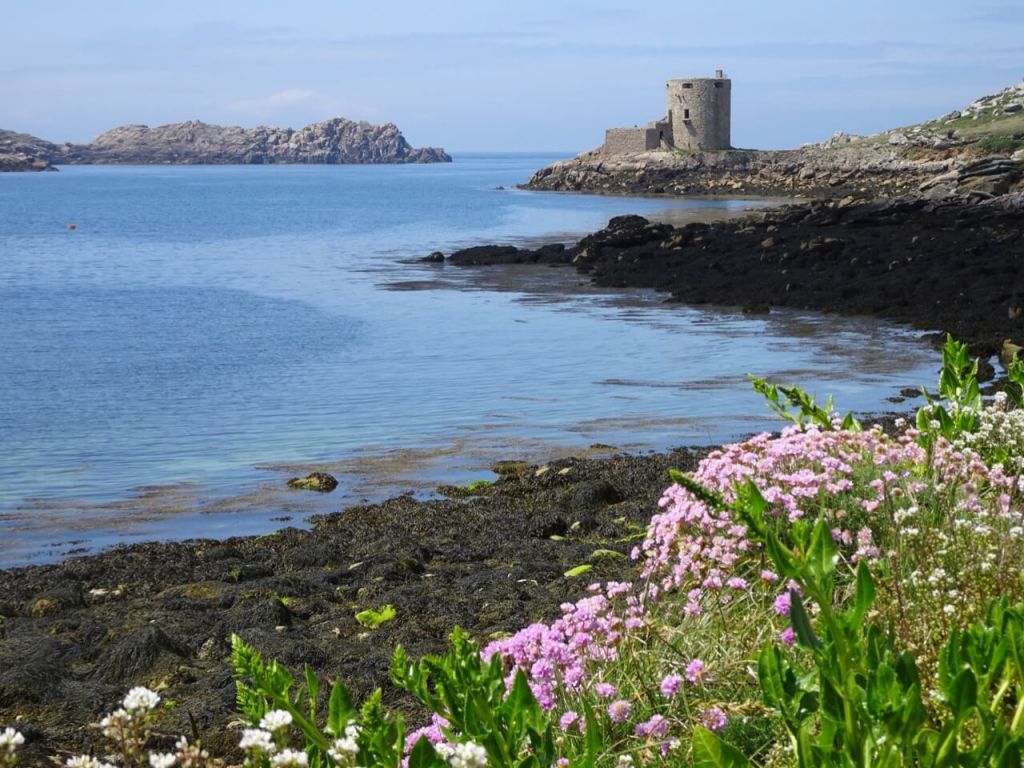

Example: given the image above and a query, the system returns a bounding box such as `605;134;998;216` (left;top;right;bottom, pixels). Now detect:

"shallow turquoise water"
0;156;939;565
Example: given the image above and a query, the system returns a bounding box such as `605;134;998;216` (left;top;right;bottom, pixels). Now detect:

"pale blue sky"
1;1;1022;152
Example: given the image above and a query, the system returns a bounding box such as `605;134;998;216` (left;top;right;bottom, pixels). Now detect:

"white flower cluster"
99;708;132;739
327;723;361;767
148;753;177;768
270;749;308;767
239;728;276;753
957;393;1024;472
447;741;487;768
65;757;117;768
0;728;24;753
260;710;294;733
123;687;162;714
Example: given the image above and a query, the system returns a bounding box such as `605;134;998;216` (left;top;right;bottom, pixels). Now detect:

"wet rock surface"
448;195;1024;365
0;448;705;762
286;471;339;492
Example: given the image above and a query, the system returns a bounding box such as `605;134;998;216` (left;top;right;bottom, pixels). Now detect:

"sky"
1;1;1022;153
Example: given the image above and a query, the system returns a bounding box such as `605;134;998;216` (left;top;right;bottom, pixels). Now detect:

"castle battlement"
603;70;732;155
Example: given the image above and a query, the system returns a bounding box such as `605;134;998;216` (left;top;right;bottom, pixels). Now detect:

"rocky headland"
528;82;1024;201
0;118;450;170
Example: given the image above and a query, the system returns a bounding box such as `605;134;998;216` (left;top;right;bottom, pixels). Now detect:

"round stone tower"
666;70;731;151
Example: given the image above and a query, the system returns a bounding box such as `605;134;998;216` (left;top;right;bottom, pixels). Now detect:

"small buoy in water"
67;223;76;230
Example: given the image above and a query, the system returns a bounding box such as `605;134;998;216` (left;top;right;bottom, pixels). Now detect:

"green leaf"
355;604;397;628
853;560;875;622
691;726;750;768
789;590;823;650
563;564;594;578
326;679;355;736
947;668;978;716
408;737;443;768
304;665;320;721
805;518;838;583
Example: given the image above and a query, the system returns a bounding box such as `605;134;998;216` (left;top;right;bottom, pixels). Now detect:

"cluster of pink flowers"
482;581;639;709
480;420;1024;755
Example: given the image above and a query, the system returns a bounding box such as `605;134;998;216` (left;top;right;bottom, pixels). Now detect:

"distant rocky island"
0;117;450;170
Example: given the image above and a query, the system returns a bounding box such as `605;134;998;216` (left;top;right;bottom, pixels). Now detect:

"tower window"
684;109;690;120
714;82;723;88
682;83;693;89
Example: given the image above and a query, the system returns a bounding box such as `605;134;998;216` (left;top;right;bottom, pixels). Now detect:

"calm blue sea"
0;155;939;566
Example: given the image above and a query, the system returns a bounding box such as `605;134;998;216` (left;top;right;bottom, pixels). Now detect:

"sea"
0;154;940;567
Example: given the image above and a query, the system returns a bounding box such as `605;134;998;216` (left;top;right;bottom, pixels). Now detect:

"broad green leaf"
806;518;838;582
853;560;875;622
789;590;823;650
407;736;439;768
326;679;355;736
692;726;750;768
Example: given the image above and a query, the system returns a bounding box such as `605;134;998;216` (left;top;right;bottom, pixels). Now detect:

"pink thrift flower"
780;627;795;647
607;699;632;723
774;591;791;616
559;711;580;732
685;658;707;684
702;706;728;733
660;673;683;698
595;682;616;698
635;714;670;739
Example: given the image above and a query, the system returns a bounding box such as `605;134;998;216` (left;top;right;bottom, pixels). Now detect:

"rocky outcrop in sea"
0;118;450;170
0;129;57;171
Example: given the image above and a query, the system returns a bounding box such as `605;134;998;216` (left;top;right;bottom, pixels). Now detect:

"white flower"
149;753;177;768
434;743;455;759
328;733;360;766
270;749;309;767
66;758;116;768
448;741;488;768
99;708;132;738
122;687;161;713
239;728;275;752
260;709;294;732
616;757;635;768
0;728;24;752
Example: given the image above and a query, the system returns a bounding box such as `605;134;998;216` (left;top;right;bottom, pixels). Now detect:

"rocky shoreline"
526;82;1024;201
438;192;1024;368
0;449;706;763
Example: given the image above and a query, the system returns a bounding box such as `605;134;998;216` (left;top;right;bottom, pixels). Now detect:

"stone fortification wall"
666;77;731;150
603;127;660;154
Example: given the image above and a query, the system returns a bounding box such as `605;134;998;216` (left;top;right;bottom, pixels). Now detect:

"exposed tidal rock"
526;145;953;199
286;472;338;492
504;196;1024;364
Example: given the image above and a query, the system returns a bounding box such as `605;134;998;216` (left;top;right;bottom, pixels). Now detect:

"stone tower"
665;70;731;150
